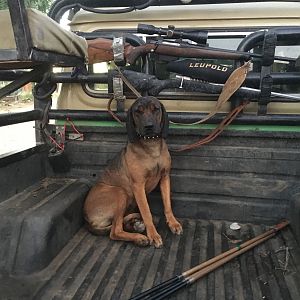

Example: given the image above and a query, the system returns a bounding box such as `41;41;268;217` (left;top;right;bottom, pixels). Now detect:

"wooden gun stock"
87;38;132;63
87;38;252;65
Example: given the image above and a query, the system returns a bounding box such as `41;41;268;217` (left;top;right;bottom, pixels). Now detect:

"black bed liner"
30;218;300;300
0;179;300;300
1;127;300;299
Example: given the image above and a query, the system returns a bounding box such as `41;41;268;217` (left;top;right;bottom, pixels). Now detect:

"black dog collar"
137;133;161;140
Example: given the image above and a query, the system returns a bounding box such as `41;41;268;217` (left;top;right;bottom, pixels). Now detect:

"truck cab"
0;1;300;299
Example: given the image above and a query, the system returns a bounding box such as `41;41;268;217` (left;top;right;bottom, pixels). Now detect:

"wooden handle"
183;220;289;277
189;233;275;283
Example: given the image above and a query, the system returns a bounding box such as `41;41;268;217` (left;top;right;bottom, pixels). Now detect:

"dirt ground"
0;98;36;156
0;102;33;113
0;97;33;112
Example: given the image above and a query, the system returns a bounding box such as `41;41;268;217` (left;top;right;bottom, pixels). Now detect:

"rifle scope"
137;24;208;45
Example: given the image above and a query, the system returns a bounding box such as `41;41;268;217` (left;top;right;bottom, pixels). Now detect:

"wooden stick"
189;233;274;283
184;220;289;277
130;220;289;300
148;234;277;300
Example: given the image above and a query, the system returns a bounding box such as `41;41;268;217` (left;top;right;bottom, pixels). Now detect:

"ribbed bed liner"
33;219;300;300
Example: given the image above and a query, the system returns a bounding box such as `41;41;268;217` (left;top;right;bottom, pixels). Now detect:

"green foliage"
0;0;53;13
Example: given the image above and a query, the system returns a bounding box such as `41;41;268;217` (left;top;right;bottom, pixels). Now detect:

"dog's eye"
150;104;160;112
136;106;144;114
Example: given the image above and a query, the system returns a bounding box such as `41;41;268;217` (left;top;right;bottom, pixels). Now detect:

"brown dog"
83;96;182;248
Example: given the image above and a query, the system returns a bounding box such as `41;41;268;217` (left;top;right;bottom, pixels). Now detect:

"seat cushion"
0;8;88;61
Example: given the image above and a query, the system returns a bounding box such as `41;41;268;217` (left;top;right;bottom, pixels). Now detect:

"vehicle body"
0;1;300;299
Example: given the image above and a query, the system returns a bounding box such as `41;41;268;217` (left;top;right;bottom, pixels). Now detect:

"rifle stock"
87;38;133;63
87;38;252;65
125;44;157;65
87;38;113;63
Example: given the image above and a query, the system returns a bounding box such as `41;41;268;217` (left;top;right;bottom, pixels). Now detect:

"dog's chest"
146;161;161;177
144;162;164;193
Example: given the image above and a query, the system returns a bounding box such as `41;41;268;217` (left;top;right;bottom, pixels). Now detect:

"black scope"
137;24;208;45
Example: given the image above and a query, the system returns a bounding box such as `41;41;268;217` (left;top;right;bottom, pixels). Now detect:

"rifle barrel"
250;52;296;62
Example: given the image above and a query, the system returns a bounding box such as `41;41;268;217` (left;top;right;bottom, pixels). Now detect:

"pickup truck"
0;0;300;299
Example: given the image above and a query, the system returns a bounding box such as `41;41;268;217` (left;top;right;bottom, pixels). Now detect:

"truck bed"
30;219;300;300
1;175;299;300
1;127;300;299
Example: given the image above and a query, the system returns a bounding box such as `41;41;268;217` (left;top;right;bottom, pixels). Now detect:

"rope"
170;101;249;152
43;117;84;151
107;64;142;126
107;96;125;126
114;65;142;98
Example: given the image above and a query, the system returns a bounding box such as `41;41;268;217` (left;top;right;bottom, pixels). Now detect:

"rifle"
120;69;300;102
87;37;252;65
87;37;296;66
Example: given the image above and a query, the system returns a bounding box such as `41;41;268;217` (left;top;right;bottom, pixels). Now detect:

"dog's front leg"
160;174;183;235
132;183;163;248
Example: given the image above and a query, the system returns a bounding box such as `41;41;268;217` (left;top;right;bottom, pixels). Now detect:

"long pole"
130;220;289;300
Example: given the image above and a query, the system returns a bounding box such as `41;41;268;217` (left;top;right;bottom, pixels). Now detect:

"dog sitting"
83;96;182;248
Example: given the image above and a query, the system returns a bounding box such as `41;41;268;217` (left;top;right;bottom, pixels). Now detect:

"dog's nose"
144;124;154;130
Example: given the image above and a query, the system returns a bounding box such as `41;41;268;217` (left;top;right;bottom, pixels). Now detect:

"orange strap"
171;101;249;152
170;61;250;126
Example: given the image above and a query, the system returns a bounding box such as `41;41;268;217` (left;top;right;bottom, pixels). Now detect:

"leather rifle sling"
170;61;250;126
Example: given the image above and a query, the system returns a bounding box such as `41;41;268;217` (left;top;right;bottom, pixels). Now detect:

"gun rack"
0;0;300;130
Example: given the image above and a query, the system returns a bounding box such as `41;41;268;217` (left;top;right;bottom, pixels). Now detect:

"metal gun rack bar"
0;0;300;129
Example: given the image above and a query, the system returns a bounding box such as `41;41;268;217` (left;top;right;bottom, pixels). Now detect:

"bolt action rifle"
87;37;252;65
87;37;295;66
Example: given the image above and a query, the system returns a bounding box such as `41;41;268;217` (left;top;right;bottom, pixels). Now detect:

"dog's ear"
126;106;138;143
160;102;169;139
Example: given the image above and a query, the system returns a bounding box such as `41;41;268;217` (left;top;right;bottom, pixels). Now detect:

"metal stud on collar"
137;133;160;140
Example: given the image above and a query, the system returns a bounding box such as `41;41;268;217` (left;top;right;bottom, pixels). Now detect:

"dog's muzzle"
137;124;161;139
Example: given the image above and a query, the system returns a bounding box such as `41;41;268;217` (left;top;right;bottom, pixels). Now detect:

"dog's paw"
167;218;183;235
134;234;149;247
147;230;163;248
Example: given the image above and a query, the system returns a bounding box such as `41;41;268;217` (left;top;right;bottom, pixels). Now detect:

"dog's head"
126;96;169;143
